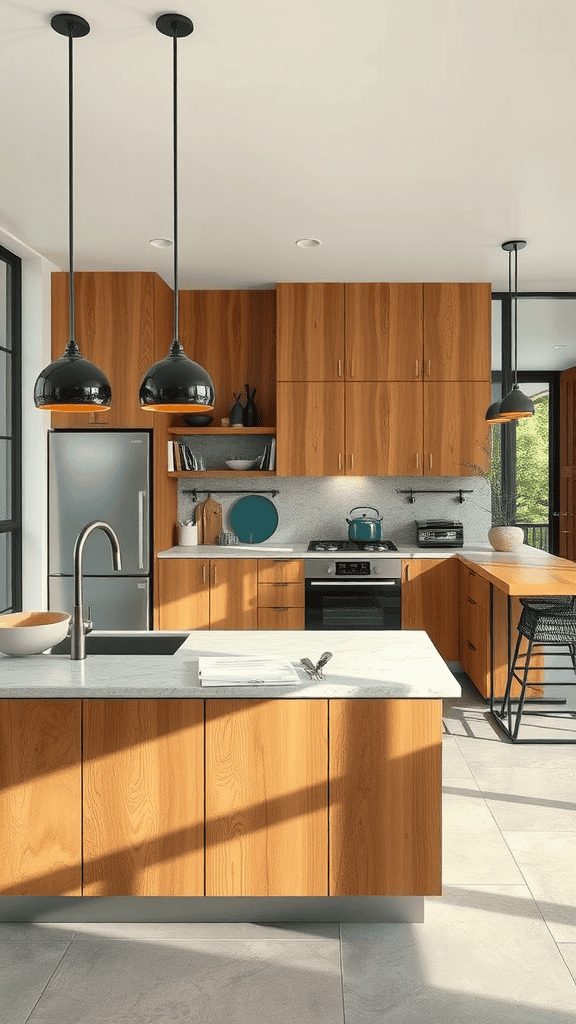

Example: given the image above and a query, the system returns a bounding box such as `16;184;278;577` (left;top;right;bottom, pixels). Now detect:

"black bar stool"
493;596;576;743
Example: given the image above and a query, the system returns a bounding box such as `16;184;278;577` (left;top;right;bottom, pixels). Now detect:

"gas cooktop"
307;539;398;552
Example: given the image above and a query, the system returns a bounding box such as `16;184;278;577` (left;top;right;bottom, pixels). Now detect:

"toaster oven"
416;520;464;548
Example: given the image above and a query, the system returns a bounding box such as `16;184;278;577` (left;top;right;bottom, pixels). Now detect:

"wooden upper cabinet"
276;382;345;477
345;382;423;476
0;700;82;896
345;284;423;381
276;283;345;381
179;289;276;426
423;283;491;381
50;272;173;429
424;381;491;477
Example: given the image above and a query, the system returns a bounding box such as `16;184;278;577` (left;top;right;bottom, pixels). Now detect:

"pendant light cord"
171;24;180;351
513;244;518;387
67;25;78;352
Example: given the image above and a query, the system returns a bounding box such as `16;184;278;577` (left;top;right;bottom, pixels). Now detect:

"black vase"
243;384;258;427
229;392;244;427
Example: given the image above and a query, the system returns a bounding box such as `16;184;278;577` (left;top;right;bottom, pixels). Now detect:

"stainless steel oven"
304;558;402;631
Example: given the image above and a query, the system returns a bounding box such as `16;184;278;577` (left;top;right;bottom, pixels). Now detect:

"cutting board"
201;497;223;545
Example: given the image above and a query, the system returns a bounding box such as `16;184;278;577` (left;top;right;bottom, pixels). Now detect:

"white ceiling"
2;1;576;368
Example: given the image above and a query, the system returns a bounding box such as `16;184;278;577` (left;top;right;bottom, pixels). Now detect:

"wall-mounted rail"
396;488;474;504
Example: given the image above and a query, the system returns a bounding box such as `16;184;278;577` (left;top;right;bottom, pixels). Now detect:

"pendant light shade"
485;240;534;424
34;14;112;412
139;13;215;413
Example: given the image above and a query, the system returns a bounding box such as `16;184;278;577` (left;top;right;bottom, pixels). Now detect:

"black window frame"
492;290;571;556
0;244;22;612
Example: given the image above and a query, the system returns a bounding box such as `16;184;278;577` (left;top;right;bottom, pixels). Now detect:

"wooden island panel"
205;699;328;896
83;700;204;896
329;699;442;896
0;700;81;896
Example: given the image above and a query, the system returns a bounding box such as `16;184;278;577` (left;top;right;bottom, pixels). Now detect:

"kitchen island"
0;630;459;923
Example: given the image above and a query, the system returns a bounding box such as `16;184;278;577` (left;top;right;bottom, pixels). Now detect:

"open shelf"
168;470;277;478
168;427;276;435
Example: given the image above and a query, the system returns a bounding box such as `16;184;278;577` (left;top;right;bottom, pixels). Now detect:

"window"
0;245;22;612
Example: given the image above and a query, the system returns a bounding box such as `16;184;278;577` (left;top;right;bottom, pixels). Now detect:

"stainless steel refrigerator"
48;431;152;630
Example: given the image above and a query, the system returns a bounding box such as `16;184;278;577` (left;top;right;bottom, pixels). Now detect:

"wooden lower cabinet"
157;559;257;630
402;558;459;661
205;699;328;896
329;700;442;896
0;700;82;896
258;607;304;629
83;700;204;896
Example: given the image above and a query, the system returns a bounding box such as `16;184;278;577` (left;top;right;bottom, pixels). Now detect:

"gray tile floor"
3;672;576;1023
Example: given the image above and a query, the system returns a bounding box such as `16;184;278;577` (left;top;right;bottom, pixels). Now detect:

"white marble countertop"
157;543;569;565
0;630;461;700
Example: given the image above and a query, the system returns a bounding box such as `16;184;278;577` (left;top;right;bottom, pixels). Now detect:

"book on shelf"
267;437;276;471
180;443;193;471
259;443;270;469
167;440;175;472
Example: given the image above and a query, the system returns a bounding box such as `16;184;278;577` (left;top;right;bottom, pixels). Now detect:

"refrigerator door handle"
138;491;146;570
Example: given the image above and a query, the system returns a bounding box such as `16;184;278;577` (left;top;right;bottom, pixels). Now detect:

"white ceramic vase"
488;526;524;552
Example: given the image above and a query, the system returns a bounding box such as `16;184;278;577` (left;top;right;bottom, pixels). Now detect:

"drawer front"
258;559;304;584
258;583;305;608
258;607;305;630
466;569;490;610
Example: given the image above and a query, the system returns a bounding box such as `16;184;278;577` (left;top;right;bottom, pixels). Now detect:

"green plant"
462;439;521;526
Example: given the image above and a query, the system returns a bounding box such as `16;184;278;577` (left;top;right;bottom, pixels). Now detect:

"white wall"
0;226;60;609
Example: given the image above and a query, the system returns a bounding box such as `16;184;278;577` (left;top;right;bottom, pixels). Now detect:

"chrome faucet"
71;520;122;660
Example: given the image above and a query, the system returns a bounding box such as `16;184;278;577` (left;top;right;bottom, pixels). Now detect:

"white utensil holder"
179;523;198;546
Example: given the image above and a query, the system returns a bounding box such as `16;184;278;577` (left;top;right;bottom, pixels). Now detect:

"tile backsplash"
178;472;492;548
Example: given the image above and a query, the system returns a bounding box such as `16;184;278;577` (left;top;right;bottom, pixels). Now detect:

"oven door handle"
308;580;399;586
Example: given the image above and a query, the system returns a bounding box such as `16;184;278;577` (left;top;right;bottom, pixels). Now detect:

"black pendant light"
34;14;112;412
486;240;535;423
139;14;215;413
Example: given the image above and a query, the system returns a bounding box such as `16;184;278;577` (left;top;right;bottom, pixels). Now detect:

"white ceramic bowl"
225;459;259;471
0;611;71;657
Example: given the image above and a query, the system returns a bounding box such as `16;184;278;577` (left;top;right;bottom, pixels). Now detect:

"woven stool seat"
517;598;576;644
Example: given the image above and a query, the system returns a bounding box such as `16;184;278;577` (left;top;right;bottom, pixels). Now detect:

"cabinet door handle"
350;453;354;471
415;360;419;377
468;640;476;651
415;452;419;470
338;453;342;471
427;359;431;377
275;606;289;612
138;490;146;569
274;582;288;586
338;359;342;377
467;596;476;605
213;565;217;586
405;564;410;581
202;563;207;585
429;453;433;470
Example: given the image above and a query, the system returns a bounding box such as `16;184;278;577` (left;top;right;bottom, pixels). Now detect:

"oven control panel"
305;559;402;580
335;560;371;575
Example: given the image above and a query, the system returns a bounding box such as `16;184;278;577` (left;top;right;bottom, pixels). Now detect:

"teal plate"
229;495;279;544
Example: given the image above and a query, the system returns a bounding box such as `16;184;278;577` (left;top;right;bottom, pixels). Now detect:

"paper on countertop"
198;657;300;686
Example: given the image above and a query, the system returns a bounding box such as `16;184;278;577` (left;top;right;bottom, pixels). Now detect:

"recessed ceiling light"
554;344;568;349
295;238;322;248
149;238;172;248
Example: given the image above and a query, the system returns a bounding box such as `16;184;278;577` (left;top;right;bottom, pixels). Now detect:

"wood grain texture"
201;497;223;546
178;290;276;426
559;365;576;561
257;559;304;583
470;561;576;596
210;559;258;629
491;588;544;700
157;559;210;629
423;283;492;381
83;700;204;896
0;700;81;896
257;583;304;608
276;382;345;477
205;699;328;896
345;283;423;380
258;607;305;630
402;557;459;661
276;283;345;381
50;272;170;429
345;382;423;476
423;381;491;476
329;699;442;896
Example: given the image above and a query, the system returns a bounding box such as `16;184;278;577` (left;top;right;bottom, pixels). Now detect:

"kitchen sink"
49;633;189;655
